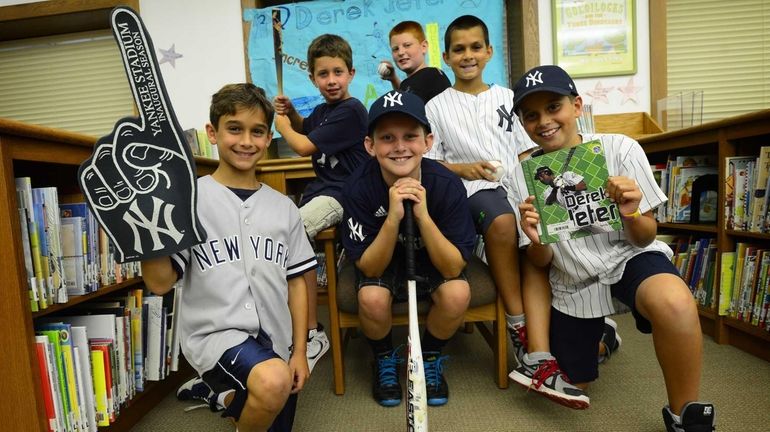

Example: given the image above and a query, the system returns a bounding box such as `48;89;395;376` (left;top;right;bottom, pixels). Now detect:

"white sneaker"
509;353;589;410
307;324;330;373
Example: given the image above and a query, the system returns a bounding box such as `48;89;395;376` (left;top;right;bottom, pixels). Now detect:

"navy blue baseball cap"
367;90;430;134
512;65;579;113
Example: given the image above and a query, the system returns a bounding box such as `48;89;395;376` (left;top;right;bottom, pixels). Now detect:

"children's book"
520;140;623;244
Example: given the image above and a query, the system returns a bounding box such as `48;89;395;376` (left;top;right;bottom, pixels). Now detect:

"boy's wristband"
621;208;642;220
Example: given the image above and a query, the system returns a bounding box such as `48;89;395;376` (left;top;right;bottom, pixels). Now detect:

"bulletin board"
243;0;506;115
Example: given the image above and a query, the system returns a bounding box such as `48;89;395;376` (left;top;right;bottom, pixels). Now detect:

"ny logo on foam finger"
78;6;206;263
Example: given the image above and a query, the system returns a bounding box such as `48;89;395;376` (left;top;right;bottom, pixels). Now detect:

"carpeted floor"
132;310;770;431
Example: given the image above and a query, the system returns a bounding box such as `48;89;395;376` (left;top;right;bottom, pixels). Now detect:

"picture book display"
521;140;623;244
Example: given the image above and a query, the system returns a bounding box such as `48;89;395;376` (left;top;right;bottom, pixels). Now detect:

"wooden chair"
325;252;509;395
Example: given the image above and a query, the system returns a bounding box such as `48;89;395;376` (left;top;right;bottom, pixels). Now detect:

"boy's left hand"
288;353;309;393
391;177;427;221
606;176;642;216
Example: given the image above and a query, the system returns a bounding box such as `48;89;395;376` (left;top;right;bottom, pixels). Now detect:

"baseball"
378;62;392;78
487;160;504;181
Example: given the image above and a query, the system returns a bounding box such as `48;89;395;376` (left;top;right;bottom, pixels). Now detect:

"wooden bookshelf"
0;118;198;430
638;109;770;362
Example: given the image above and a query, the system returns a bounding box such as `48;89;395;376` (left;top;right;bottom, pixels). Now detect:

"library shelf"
658;222;717;233
0;118;198;431
638;109;770;363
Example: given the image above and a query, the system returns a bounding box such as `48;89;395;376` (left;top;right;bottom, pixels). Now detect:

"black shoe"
598;317;622;364
372;348;403;407
423;352;449;406
662;402;716;432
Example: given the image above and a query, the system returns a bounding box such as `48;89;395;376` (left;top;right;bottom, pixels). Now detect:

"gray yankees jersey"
425;85;537;197
510;134;673;318
171;176;317;375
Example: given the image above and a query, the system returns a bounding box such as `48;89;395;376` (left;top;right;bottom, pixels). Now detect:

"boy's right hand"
456;161;499;181
378;60;397;83
273;94;295;116
518;196;542;245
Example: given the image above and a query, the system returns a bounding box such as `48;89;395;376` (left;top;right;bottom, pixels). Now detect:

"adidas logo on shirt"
374;206;387;217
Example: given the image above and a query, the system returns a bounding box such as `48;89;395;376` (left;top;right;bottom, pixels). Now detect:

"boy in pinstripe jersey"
509;65;715;432
424;14;538;368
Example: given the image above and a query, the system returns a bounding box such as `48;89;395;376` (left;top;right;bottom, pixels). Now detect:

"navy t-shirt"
341;157;475;263
301;97;369;205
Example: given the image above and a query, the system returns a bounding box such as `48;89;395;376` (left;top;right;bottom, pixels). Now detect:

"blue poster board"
244;0;506;115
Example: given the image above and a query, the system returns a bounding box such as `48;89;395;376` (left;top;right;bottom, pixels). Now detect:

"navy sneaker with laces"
176;377;224;412
423;352;449;406
372;347;403;407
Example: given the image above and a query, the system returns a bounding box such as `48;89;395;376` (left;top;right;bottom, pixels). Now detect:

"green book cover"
521;140;623;244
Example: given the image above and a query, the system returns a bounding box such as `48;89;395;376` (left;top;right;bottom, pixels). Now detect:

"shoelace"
377;353;403;388
183;391;220;412
511;325;528;350
423;354;449;388
529;358;568;391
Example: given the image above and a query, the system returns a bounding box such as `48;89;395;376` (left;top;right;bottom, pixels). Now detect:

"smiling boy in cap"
340;90;476;407
508;65;716;432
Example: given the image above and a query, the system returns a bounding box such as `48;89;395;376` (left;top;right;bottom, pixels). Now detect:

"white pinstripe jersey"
171;176;317;375
509;134;673;318
425;85;537;197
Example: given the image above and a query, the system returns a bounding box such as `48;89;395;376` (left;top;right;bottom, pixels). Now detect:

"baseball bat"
404;201;428;432
271;8;283;95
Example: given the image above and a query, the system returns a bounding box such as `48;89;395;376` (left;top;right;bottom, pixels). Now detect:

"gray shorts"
300;195;343;238
467;187;514;234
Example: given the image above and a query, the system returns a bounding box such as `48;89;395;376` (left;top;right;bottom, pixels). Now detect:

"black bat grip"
404;200;417;280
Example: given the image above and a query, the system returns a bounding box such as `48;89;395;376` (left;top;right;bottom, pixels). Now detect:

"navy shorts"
466;187;514;234
355;247;467;303
201;331;297;431
551;251;679;383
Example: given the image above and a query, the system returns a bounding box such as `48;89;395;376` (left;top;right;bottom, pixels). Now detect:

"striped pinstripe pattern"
425;85;537;197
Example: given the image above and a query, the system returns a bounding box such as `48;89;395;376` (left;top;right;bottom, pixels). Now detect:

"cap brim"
513;86;576;112
367;111;431;135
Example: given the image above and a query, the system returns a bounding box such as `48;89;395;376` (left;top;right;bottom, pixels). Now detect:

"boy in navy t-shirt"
342;90;475;408
274;34;370;371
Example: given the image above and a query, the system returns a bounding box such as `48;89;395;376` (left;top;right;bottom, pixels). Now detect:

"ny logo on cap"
526;70;543;88
382;91;403;107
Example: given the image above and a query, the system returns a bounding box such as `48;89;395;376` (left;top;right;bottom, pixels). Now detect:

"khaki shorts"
300;195;343;238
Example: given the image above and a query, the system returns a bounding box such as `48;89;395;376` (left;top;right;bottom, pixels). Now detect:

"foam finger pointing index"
111;7;175;136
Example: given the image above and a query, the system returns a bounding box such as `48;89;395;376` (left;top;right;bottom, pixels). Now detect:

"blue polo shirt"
301;97;369;205
341;157;475;263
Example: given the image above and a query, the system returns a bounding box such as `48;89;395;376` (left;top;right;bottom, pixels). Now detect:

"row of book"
719;243;770;330
651;155;717;224
724;147;770;232
34;287;180;432
182;128;219;160
15;178;140;312
660;235;718;310
662;235;770;331
652;148;770;231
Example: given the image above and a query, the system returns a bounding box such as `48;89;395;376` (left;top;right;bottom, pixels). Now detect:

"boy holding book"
423;14;537;366
273;33;370;371
508;64;716;432
143;83;316;432
379;20;451;103
341;90;476;407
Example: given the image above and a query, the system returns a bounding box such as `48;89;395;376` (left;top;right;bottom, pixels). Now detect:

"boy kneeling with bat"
341;90;476;409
